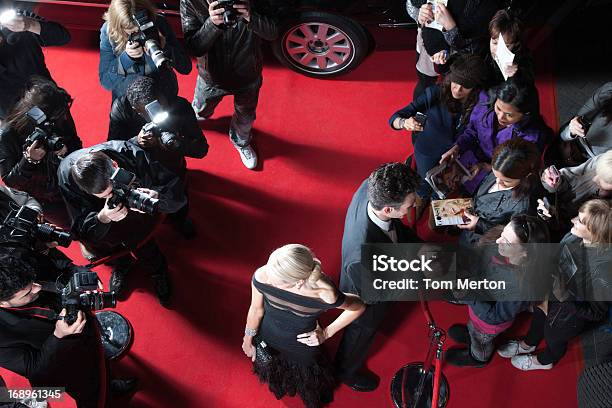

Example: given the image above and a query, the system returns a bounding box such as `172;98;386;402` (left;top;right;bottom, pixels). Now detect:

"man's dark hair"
367;162;420;210
0;254;36;302
71;151;115;195
126;76;158;112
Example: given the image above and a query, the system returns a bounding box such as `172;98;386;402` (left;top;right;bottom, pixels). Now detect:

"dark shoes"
110;377;139;394
445;348;489;368
151;264;172;308
342;372;380;392
446;324;488;367
174;217;197;240
448;324;470;345
109;266;130;297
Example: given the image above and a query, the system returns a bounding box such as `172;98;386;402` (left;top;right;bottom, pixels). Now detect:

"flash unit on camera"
0;9;17;25
144;100;168;124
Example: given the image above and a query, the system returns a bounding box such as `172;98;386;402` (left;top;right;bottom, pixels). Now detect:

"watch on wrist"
398;118;407;129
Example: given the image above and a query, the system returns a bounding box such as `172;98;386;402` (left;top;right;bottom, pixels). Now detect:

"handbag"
252;334;276;366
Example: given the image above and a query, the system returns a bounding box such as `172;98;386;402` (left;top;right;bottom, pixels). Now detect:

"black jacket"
57;140;187;254
461;171;538;246
0;114;82;205
181;0;278;90
0;21;70;117
108;95;209;177
548;233;611;328
340;179;421;300
0;248;104;408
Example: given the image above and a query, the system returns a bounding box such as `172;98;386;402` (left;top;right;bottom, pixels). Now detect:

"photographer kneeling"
0;78;82;229
58;141;187;307
0;253;104;408
108;76;209;239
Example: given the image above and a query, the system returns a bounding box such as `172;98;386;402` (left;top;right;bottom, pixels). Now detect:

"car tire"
272;11;370;78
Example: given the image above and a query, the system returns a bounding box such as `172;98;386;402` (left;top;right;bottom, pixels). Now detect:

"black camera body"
142;100;180;149
24;106;65;152
0;205;72;247
107;168;159;215
131;9;171;69
61;271;116;325
215;0;240;28
142;121;180;150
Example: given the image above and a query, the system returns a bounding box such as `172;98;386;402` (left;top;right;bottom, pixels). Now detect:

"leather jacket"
180;0;278;90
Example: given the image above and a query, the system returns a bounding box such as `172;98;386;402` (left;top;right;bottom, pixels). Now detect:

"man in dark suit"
335;162;421;391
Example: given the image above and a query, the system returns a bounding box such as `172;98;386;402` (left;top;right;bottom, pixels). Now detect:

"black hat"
447;54;487;90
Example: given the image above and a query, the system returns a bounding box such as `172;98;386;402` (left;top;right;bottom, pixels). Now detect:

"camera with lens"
215;0;240;28
107;168;159;215
131;9;171;69
0;205;72;247
61;271;116;325
24;106;65;152
141;100;180;149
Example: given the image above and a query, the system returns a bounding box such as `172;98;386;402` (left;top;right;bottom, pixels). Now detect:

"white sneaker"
497;340;536;358
235;144;258;170
511;354;553;371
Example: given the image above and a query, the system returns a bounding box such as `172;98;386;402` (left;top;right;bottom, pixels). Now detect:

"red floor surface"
0;31;579;408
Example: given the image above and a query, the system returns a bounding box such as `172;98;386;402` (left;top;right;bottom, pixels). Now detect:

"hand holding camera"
25;139;47;162
125;38;144;59
137;127;157;148
98;199;129;224
54;308;86;339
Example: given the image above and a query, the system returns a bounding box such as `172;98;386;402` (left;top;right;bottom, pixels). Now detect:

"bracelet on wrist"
398;118;407;129
23;151;41;165
244;328;257;337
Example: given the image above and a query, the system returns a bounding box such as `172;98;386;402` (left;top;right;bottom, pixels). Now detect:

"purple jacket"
457;90;550;193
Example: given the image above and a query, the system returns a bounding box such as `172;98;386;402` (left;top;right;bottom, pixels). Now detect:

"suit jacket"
340;179;421;300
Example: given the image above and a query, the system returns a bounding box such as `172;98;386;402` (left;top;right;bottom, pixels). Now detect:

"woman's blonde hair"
595;150;612;185
580;199;612;244
103;0;156;53
266;244;322;284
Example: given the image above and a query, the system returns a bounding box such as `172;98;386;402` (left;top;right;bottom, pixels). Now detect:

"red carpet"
0;30;580;408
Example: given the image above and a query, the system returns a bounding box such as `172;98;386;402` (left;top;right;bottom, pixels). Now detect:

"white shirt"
367;202;398;243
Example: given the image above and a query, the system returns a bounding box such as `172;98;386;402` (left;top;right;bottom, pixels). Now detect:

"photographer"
99;0;191;101
0;253;105;408
108;76;208;238
57;141;187;307
181;0;277;170
0;6;70;118
0;78;82;229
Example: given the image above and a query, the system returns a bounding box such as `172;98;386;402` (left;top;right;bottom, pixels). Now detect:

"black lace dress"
252;276;346;408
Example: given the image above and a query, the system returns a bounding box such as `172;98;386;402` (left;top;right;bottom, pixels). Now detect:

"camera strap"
4;305;58;321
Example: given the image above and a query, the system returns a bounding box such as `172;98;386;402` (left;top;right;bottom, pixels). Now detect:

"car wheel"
273;11;369;78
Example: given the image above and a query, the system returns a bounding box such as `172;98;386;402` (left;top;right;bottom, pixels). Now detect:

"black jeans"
524;307;589;365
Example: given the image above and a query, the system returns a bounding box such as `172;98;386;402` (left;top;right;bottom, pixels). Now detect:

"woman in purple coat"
440;79;552;194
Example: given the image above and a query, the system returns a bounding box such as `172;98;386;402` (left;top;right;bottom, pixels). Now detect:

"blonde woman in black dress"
242;244;365;407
